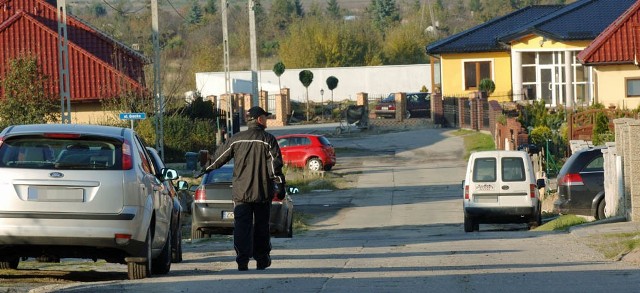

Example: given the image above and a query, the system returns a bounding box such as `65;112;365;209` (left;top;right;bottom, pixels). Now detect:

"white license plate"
475;195;498;203
222;211;234;219
382;106;388;110
28;187;84;202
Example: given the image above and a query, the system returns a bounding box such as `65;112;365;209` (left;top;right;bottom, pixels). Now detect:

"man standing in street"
201;106;286;271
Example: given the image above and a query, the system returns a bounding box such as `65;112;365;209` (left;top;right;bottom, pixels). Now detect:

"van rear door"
498;155;531;207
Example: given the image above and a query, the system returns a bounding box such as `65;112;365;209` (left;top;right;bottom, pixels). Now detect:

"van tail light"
530;184;536;198
557;173;584;186
194;186;206;201
464;185;469;199
122;140;133;170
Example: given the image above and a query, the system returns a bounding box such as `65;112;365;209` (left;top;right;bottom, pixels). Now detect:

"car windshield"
381;95;395;103
0;137;120;170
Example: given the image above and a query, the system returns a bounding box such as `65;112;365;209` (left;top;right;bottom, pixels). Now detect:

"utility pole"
249;0;259;107
56;0;72;124
221;0;232;143
151;0;164;159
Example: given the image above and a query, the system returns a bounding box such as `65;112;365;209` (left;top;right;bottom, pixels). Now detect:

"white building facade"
195;64;431;103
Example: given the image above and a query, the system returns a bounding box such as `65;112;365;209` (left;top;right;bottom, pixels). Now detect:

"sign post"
119;113;147;129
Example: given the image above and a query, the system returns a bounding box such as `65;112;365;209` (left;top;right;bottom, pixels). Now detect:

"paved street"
17;127;640;292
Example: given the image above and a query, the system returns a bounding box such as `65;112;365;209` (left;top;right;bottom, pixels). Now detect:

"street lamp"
320;89;325;120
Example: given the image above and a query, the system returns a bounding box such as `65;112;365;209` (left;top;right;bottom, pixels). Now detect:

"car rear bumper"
553;198;591;216
0;208;147;258
374;110;395;118
192;202;235;229
464;206;536;223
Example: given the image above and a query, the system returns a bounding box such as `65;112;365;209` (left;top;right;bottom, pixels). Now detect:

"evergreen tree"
294;0;305;17
270;0;296;31
186;1;203;24
326;0;342;19
367;0;401;32
204;0;217;15
90;3;107;17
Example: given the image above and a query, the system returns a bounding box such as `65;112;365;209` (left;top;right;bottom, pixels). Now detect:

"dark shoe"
256;258;271;270
238;263;248;271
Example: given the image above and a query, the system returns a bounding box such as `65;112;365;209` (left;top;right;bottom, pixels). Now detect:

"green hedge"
135;115;217;163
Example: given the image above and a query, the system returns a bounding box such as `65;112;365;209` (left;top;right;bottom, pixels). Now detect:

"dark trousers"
233;201;271;265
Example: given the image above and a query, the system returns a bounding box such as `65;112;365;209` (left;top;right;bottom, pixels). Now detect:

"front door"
540;67;553;106
537;51;567;107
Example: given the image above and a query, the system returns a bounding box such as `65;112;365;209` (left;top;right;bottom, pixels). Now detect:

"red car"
276;134;336;171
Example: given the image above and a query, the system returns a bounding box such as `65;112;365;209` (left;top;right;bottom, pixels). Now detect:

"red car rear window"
318;136;332;146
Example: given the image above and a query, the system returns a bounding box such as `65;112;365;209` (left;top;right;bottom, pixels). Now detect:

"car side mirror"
536;178;546;189
162;168;179;181
176;180;189;191
287;186;300;194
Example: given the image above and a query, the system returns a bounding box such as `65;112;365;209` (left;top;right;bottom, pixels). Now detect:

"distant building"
195;64;432;104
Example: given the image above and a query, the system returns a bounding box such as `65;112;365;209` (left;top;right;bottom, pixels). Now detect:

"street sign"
119;113;147;120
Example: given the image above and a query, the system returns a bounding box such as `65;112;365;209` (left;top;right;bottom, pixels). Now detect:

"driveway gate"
442;97;459;128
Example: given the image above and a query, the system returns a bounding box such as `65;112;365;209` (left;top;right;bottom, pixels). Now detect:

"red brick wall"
495;117;528;150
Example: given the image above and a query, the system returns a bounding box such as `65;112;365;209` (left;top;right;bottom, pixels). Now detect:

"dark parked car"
277;134;336;171
554;147;606;220
374;92;431;119
191;162;294;239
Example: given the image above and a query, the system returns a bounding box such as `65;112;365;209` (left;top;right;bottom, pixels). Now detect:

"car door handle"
501;185;510;190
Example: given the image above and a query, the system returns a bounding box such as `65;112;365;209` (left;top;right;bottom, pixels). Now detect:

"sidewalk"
569;216;640;237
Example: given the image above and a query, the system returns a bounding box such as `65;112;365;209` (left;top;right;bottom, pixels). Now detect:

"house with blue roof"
426;0;636;107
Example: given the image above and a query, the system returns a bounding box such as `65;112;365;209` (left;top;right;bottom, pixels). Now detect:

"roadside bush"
135;115;217;162
592;111;612;146
528;126;552;146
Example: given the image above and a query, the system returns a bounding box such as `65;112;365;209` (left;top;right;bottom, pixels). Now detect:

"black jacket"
204;121;285;203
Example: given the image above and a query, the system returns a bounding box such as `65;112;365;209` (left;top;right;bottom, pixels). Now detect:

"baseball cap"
247;106;271;119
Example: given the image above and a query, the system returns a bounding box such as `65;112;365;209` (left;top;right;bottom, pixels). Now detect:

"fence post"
432;93;443;125
469;92;478;130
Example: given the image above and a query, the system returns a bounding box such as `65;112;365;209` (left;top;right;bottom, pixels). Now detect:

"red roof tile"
578;0;640;65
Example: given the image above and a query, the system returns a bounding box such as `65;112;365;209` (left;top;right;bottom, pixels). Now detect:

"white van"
462;150;545;232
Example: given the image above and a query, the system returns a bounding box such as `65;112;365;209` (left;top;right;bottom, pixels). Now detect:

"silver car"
0;124;177;279
191;162;294;239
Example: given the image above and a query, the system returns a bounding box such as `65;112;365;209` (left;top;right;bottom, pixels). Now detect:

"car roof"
276;133;322;139
469;150;529;159
0;124;129;139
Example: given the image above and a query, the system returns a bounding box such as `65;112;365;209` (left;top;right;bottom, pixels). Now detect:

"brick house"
0;0;149;124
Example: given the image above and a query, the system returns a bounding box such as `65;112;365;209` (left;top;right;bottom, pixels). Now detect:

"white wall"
195;64;431;103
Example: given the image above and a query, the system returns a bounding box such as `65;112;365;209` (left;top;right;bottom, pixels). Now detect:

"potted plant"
478;78;495;99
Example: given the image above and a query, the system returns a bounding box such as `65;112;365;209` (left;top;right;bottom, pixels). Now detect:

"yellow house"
426;0;636;106
578;1;640;110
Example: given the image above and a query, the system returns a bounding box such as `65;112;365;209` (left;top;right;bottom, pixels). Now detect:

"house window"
626;78;640;97
464;61;491;90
